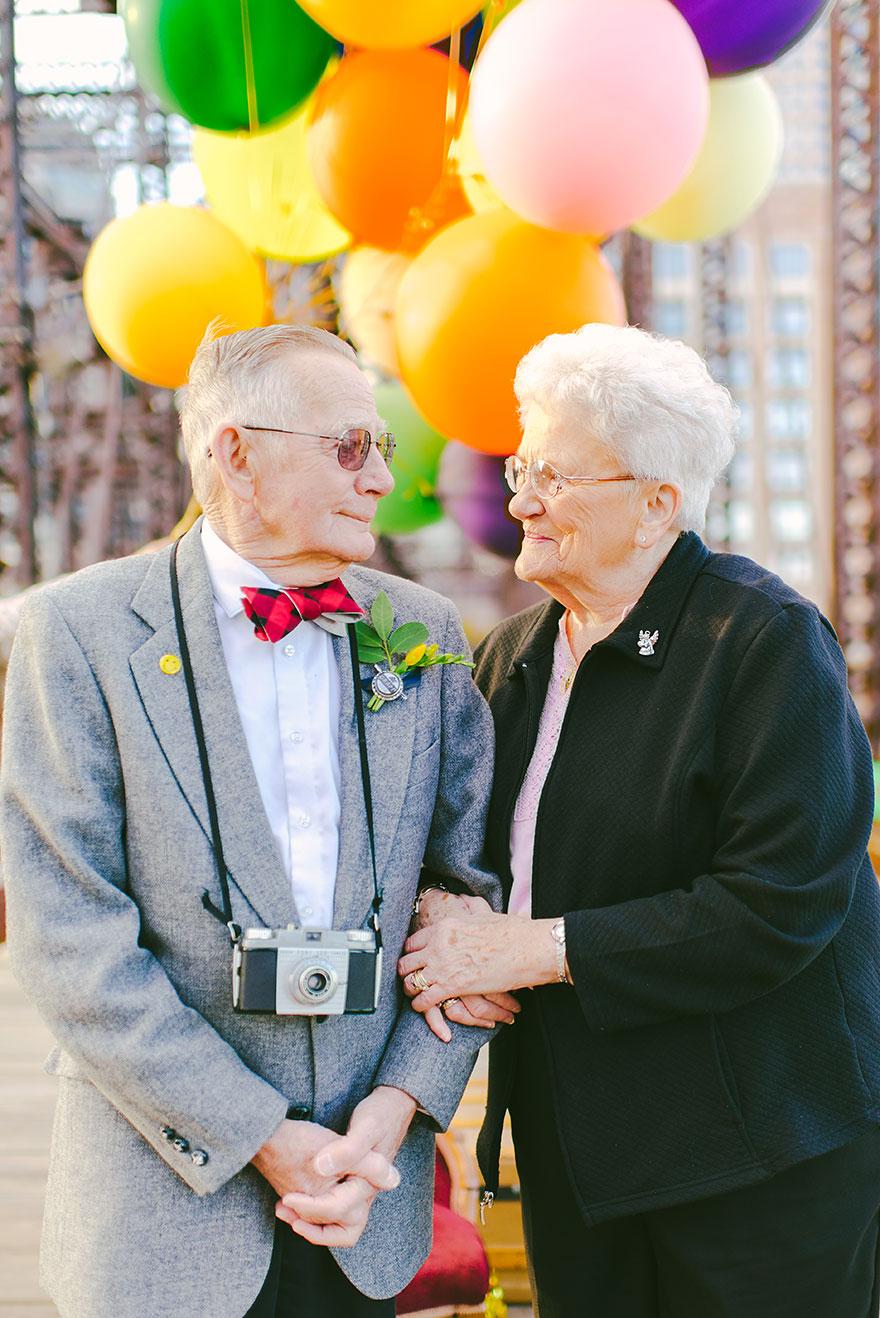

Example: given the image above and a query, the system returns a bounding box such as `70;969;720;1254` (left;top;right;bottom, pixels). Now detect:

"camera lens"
290;959;338;1005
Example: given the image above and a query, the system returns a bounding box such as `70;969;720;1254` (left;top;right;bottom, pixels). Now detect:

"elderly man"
0;324;503;1318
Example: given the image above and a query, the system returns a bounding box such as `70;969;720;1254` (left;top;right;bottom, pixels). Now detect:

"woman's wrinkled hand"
399;912;556;1030
406;892;522;1041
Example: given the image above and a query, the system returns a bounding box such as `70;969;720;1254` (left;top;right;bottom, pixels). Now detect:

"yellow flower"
425;643;439;658
404;643;427;666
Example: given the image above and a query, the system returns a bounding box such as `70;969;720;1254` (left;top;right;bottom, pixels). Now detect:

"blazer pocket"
408;737;440;786
709;1015;757;1159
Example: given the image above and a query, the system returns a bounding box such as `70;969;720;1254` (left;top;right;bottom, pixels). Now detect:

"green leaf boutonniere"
356;590;474;711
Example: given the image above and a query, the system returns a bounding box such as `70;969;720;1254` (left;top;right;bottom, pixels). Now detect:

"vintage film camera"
233;926;382;1015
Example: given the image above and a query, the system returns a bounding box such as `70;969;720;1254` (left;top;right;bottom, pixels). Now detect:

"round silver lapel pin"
371;668;405;702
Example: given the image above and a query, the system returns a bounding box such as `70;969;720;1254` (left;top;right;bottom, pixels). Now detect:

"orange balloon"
308;49;468;252
395;209;626;456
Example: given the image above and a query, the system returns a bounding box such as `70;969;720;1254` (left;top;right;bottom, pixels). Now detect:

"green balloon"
372;381;448;537
122;0;336;133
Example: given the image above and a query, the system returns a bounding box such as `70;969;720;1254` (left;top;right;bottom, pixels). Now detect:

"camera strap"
169;539;382;947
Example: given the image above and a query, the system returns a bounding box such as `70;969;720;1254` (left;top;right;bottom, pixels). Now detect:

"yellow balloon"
298;0;483;50
193;102;351;264
634;73;783;244
83;204;266;390
336;246;412;377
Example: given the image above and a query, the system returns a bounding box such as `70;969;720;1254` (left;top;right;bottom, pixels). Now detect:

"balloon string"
240;0;259;133
445;2;505;173
442;26;462;172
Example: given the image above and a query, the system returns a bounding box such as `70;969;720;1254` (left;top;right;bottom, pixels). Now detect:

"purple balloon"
672;0;833;76
437;442;521;559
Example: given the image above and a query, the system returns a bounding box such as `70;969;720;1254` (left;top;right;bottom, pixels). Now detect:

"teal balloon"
122;0;336;132
372;381;448;536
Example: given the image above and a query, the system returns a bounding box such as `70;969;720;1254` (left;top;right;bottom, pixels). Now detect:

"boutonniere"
356;591;474;712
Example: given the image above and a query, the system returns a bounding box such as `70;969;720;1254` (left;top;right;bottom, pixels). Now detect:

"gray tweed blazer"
0;522;499;1317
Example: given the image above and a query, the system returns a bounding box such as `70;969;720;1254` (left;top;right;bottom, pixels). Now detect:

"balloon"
83;204;266;389
193;104;350;263
297;0;483;50
122;0;336;132
634;74;783;243
455;112;506;215
371;381;447;535
437;442;520;557
395;209;626;457
336;247;412;376
469;0;709;235
671;0;832;77
308;49;468;251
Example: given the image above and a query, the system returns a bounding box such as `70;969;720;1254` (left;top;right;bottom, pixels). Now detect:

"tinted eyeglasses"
240;425;396;471
504;454;636;500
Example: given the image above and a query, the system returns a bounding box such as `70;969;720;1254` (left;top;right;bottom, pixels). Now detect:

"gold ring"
440;997;460;1014
410;970;431;993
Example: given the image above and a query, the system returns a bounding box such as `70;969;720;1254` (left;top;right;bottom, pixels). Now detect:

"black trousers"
509;1006;880;1318
244;1218;396;1318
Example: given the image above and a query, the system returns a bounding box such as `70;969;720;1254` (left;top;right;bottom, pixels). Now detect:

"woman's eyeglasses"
240;424;396;471
504;454;636;500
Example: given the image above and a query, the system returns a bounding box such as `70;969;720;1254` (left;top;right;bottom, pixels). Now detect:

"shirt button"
289;731;304;744
283;644;296;657
297;813;311;829
190;1149;209;1167
172;1136;190;1154
288;1104;312;1121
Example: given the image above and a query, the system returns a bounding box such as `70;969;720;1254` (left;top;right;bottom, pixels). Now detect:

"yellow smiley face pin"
159;653;181;676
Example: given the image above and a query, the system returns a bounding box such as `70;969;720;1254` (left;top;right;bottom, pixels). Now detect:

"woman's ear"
636;482;682;548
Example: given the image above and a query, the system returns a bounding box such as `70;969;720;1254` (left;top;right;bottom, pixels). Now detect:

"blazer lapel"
330;573;419;931
129;524;294;930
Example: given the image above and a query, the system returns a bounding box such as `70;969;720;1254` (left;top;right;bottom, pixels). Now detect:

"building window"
771;501;812;542
735;399;753;441
654;298;688;337
728;450;753;491
768;348;810;390
770;242;810;278
729;500;755;544
725;299;748;336
732;241;752;277
726;350;752;389
767;398;811;440
772;296;810;337
652;243;690;280
767;449;808;493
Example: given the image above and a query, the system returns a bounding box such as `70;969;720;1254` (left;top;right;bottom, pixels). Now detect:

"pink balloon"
469;0;710;235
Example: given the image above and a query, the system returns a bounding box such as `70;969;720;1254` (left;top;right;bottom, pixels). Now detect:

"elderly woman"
401;325;880;1317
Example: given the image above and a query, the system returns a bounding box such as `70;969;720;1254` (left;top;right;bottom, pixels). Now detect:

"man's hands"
266;1087;417;1248
408;889;522;1042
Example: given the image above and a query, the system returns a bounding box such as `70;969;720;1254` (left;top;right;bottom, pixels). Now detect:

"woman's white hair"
514;323;738;533
177;321;357;505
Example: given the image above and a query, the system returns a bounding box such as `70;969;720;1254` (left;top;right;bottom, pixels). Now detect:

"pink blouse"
508;616;578;917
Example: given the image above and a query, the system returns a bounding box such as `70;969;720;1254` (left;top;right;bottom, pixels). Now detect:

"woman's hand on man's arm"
406;890;522;1040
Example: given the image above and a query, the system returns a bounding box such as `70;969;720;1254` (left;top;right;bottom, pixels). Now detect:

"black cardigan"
474;532;880;1222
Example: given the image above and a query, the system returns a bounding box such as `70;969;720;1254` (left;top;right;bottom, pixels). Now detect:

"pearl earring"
640;535;647;544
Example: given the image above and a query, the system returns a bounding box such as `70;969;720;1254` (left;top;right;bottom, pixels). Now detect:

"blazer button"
190;1149;209;1167
172;1136;190;1154
287;1104;312;1121
160;1126;176;1142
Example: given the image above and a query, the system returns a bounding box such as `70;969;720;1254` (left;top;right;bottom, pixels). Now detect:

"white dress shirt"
201;519;342;927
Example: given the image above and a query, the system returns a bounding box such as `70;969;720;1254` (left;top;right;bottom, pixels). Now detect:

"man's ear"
209;425;254;502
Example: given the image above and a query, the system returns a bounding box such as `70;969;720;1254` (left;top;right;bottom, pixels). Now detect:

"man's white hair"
514;323;738;533
177;322;358;504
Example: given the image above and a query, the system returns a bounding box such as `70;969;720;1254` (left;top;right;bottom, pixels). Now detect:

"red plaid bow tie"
241;580;363;643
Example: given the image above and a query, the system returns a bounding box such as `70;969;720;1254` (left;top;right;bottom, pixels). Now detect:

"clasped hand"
253;1087;415;1248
